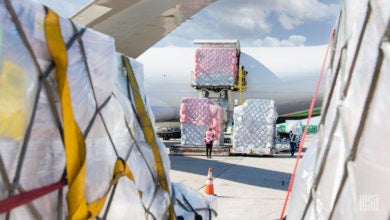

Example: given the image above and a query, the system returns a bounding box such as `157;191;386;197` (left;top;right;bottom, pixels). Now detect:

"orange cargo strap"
122;55;176;220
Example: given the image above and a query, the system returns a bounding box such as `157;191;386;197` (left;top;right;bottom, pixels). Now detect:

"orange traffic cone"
204;167;215;195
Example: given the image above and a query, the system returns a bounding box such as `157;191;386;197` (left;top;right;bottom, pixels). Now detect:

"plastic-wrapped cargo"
274;138;290;153
286;120;303;135
287;0;390;219
180;98;224;146
0;1;216;219
173;183;218;220
287;135;319;219
285;120;302;145
193;48;238;87
113;56;175;219
1;1;120;218
232;99;278;155
300;116;321;134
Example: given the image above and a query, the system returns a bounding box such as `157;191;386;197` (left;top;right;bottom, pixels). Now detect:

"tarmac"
165;134;315;220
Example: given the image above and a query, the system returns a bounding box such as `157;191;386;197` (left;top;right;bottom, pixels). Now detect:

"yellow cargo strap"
122;55;176;220
45;10;140;219
45;9;89;219
87;158;137;218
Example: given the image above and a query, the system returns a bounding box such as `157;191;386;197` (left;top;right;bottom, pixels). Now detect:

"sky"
36;0;342;48
154;0;343;47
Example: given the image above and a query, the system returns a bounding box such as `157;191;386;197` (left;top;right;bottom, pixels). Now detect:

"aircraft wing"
71;0;215;58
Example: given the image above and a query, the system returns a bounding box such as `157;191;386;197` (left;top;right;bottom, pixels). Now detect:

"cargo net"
232;99;278;155
180;98;224;146
287;1;390;219
193;48;238;87
0;1;216;219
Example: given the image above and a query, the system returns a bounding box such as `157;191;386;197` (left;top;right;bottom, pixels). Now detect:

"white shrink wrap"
287;135;319;220
287;0;390;219
112;55;173;219
285;120;303;146
173;183;217;220
0;0;118;218
0;1;185;219
286;120;302;135
232;99;278;155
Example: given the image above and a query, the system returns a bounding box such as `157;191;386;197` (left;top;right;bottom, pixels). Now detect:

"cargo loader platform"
169;145;231;156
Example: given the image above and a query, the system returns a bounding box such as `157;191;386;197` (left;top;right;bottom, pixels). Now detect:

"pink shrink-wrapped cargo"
194;48;237;76
180;98;225;145
180;98;214;126
208;104;224;136
193;48;238;86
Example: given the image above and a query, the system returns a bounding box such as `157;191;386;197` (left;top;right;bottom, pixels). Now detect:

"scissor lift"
191;40;248;146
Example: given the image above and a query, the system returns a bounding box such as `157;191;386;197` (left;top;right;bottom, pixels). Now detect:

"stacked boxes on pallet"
193;48;238;86
180;98;224;146
0;0;216;219
232;99;278;155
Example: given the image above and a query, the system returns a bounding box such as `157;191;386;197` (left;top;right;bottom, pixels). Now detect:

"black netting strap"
40;25;86;80
125;118;157;179
56;185;63;220
182;194;202;219
319;43;346;126
174;187;190;212
305;3;375;219
301;110;340;219
144;185;160;220
1;155;42;219
3;1;46;205
342;4;372;97
116;95;158;182
144;207;157;220
71;22;121;158
4;0;42;73
329;19;387;219
3;2;89;218
83;95;112;138
175;198;191;213
0;152;12;195
194;207;218;219
101;183;118;219
123;56;142;129
38;26;88;147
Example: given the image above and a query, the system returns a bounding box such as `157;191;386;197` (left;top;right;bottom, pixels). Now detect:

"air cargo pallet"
169;145;231;156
